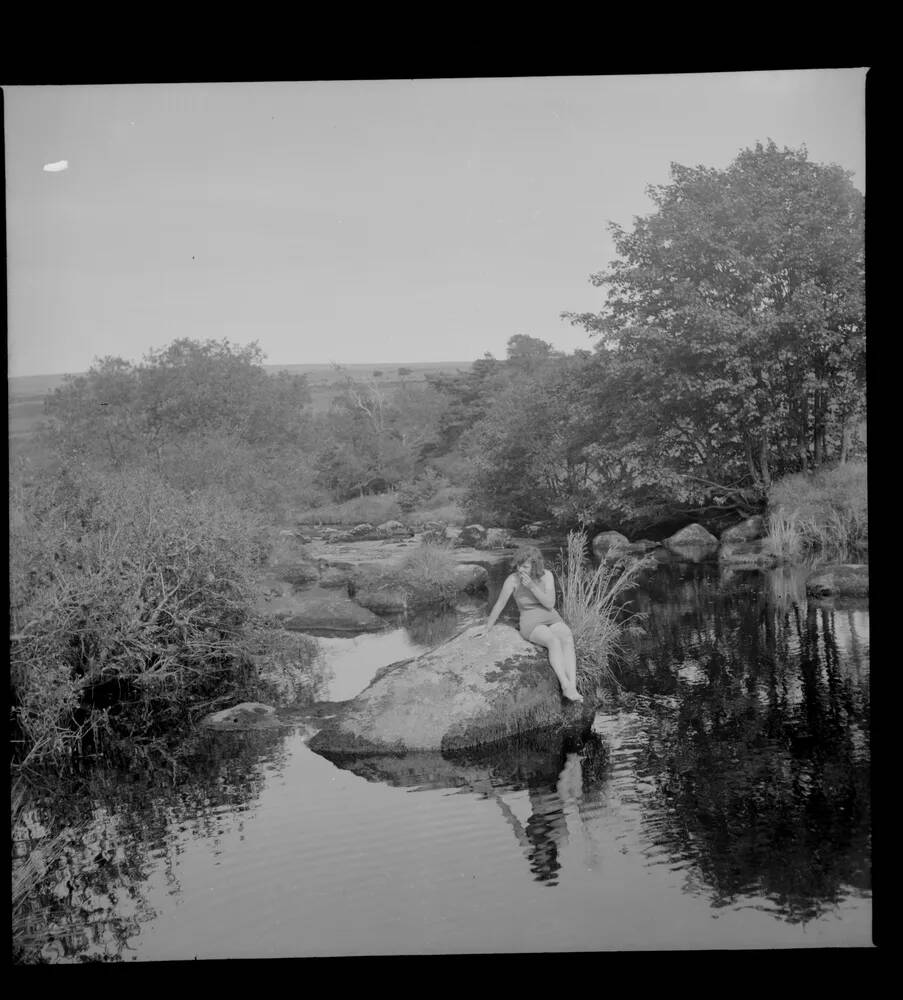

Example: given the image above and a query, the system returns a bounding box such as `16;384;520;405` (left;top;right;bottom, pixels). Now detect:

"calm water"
13;561;871;959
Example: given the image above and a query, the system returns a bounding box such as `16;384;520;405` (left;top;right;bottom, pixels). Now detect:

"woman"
472;546;582;702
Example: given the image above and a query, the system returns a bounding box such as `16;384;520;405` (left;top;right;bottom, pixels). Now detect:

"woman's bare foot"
563;687;584;703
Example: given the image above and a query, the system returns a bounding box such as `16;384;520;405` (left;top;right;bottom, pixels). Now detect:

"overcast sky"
4;71;866;378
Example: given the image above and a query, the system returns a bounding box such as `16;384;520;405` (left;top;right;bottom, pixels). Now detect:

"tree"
43;338;311;470
564;141;865;508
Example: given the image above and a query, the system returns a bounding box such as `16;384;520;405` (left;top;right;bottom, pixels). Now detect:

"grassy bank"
9;463;326;766
767;461;868;562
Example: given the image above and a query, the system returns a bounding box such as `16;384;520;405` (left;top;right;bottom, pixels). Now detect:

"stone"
453;563;489;592
348;523;376;538
480;528;513;550
720;516;766;544
199;702;283;731
718;540;779;567
354;586;410;613
376;519;411;537
663;524;719;551
592;531;629;561
276;562;320;586
457;524;487;548
318;567;355;589
805;564;869;598
307;625;595;755
264;586;389;633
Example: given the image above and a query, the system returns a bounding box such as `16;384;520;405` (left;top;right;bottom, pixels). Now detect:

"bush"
357;543;459;608
9;464;314;764
396;469;445;513
768;461;868;560
556;531;647;700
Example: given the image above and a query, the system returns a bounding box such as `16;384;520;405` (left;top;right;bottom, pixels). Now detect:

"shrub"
9;464;309;764
396;469;445;513
357;543;459;608
556;530;647;700
768;461;868;560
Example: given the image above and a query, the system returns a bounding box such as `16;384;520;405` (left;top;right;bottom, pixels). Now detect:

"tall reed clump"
768;461;868;562
9;463;317;765
556;530;647;700
764;511;805;562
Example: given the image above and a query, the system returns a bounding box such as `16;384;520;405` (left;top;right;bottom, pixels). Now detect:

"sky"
4;71;867;378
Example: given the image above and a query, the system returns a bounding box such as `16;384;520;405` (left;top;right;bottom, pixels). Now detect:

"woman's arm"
473;575;516;635
523;570;556;610
486;575;516;627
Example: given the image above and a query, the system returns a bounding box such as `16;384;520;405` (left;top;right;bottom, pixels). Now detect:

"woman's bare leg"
529;625;580;700
550;623;580;697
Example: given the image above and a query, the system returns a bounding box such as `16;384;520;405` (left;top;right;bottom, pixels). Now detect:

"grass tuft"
556;530;647;700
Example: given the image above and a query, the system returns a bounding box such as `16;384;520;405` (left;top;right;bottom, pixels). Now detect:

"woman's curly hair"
510;546;545;580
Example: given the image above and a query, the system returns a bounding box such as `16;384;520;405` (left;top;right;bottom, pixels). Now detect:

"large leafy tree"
565;141;865;509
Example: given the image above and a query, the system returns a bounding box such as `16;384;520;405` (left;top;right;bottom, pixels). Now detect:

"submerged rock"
199;702;284;731
719;539;780;566
806;564;869;598
307;625;594;755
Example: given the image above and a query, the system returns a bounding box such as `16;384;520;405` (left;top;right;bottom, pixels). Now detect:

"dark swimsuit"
513;574;563;641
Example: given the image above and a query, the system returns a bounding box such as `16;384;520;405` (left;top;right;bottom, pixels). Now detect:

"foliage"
562;141;865;517
764;511;805;563
312;367;448;496
396;468;445;512
357;543;460;608
767;460;868;560
9;464;315;764
298;493;404;526
42;338;312;470
556;531;647;699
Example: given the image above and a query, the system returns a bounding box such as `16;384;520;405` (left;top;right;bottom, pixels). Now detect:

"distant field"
8;361;474;434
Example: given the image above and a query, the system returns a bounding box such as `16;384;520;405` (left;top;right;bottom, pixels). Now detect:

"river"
12;560;871;959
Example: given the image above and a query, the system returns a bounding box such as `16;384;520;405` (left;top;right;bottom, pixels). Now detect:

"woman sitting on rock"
472;546;582;702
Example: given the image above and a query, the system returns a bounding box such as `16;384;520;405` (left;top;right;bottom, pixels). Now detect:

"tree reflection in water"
620;562;870;923
13;728;290;963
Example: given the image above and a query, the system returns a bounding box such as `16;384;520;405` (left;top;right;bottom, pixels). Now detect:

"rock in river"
257;585;388;633
200;702;284;731
806;564;869;598
307;625;595;755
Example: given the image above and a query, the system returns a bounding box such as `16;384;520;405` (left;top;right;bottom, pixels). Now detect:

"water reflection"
314;728;606;887
616;562;870;923
13;728;289;963
13;560;871;961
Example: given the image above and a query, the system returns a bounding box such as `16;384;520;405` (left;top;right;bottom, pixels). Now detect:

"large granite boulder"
307;625;594;755
663;524;719;560
592;531;629;561
806;564;869;598
720;516;766;544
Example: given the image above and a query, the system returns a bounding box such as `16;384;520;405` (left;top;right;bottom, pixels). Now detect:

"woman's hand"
517;566;532;587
